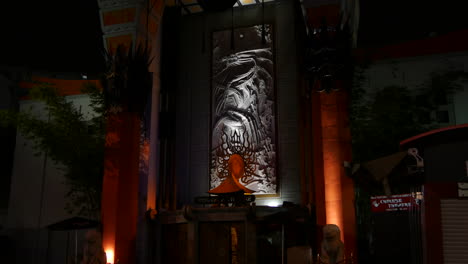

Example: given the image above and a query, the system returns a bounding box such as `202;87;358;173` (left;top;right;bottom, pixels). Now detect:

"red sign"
370;194;419;212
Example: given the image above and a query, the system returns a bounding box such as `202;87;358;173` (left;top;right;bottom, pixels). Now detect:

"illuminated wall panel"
210;25;277;195
175;0;300;206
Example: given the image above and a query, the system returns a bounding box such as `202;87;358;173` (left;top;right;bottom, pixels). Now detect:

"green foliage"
102;44;153;116
350;68;468;163
0;83;105;218
351;85;430;162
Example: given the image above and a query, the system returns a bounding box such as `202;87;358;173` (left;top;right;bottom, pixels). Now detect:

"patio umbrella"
47;217;100;231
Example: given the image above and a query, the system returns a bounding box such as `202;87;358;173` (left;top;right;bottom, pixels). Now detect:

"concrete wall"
5;94;95;264
174;0;301;207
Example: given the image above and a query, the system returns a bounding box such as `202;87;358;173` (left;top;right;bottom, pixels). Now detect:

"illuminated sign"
370;194;419;212
210;25;277;195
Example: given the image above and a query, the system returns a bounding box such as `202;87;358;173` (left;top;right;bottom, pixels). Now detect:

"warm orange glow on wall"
321;92;344;240
106;34;133;54
306;4;340;26
101;170;117;264
105;248;115;264
138;8;160;36
147;78;159;211
18;76;101;99
102;112;141;263
324;162;344;232
102;8;136;26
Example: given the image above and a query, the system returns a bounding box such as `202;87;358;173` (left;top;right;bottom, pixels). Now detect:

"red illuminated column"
146;7;164;211
312;91;326;226
337;90;357;258
101;112;141;264
101;114;121;263
98;1;164;263
318;89;357;257
305;0;357;258
98;2;139;262
320;91;344;236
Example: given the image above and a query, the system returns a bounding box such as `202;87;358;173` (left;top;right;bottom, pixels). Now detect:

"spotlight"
105;249;114;264
265;200;281;207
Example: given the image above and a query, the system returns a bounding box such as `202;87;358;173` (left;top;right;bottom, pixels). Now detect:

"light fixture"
105;249;114;264
265;199;281;207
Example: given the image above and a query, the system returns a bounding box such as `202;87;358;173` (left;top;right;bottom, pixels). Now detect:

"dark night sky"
1;1;467;73
0;0;104;74
358;0;468;47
